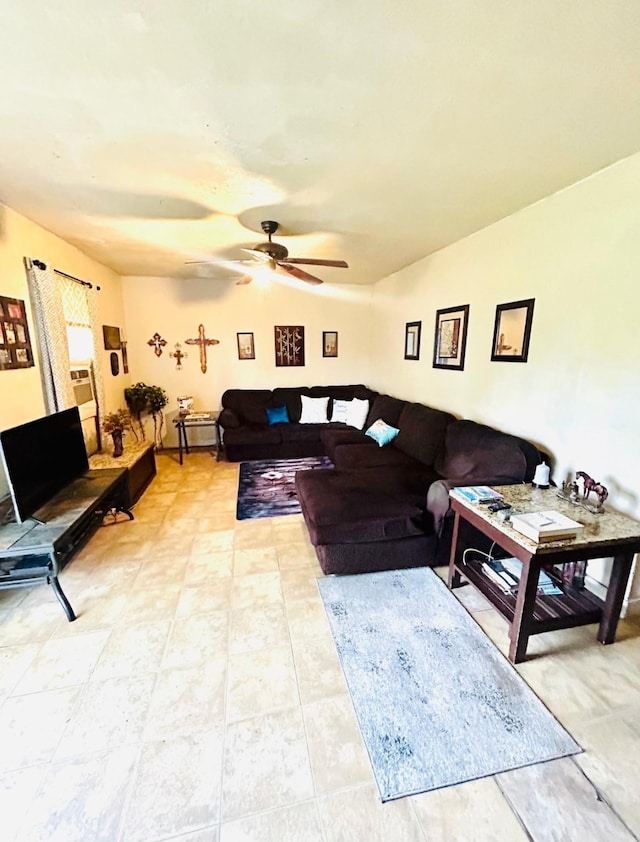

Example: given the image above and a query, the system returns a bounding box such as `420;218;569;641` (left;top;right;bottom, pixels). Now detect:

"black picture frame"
103;325;121;350
237;332;255;360
322;331;338;358
274;326;305;367
404;321;421;360
0;295;34;370
433;305;470;371
491;298;535;363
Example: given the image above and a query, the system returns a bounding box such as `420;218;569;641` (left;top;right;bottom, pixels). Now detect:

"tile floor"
1;452;639;841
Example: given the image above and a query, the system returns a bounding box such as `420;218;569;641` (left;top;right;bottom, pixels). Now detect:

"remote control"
488;500;512;513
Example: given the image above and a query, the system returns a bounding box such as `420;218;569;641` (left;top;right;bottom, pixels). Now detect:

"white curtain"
86;285;106;429
25;259;75;413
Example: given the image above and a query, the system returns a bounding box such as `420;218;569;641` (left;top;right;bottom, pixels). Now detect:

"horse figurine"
576;471;609;508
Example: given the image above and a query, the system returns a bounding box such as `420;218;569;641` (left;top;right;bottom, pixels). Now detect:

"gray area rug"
318;567;581;801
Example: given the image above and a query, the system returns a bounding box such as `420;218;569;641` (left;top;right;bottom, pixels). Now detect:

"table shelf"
458;558;604;633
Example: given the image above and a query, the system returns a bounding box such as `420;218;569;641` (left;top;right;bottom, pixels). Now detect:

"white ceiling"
1;1;640;285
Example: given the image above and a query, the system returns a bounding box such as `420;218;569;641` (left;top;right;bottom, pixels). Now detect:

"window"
59;276;94;362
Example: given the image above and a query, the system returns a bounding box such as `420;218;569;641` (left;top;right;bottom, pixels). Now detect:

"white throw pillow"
299;395;330;424
330;399;351;424
346;398;369;430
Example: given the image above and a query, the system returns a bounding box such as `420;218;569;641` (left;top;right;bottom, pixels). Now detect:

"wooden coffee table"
447;485;640;662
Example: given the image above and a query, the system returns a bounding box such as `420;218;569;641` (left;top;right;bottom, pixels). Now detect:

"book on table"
510;510;584;543
453;485;503;505
481;558;562;595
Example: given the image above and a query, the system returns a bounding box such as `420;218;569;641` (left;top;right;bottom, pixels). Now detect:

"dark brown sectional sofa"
219;385;541;575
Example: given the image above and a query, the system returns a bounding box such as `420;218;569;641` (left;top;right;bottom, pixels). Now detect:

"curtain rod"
31;259;101;291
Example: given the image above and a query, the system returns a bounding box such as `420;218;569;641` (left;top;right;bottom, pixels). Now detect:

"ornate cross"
185;324;220;374
147;332;167;357
169;343;187;370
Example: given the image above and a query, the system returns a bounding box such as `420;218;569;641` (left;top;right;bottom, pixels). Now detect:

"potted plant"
146;384;169;448
124;382;149;441
102;409;131;458
124;382;169;448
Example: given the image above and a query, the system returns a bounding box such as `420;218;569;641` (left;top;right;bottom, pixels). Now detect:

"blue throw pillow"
266;405;290;425
365;418;400;447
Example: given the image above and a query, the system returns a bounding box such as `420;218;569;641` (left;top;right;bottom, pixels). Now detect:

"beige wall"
0;204;128;496
121;274;373;446
370;152;640;610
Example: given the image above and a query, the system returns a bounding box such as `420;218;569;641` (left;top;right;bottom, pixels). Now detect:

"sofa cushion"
346;398;370;429
320;427;369;460
221;389;273;426
435;420;531;480
266;406;290;425
222;425;281;448
365;394;406;429
365;419;400;447
300;395;329;424
394;403;454;467
333;442;415;471
295;469;427;545
330;399;351;424
280;423;328;443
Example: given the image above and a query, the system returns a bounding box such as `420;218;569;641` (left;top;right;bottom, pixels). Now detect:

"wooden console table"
0;468;131;621
89;439;156;505
173;411;221;465
448;485;640;663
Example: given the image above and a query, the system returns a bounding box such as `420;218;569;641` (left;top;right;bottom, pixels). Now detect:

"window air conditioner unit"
70;362;97;421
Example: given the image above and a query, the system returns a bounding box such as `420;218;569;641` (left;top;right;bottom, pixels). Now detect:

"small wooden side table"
447;485;640;663
173;411;221;465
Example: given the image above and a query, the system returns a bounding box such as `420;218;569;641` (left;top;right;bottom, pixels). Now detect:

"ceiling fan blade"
184;258;251;265
240;248;271;262
281;258;348;268
280;263;323;285
236;274;253;285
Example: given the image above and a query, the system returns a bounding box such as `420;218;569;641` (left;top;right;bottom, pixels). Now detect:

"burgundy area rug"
236;455;333;520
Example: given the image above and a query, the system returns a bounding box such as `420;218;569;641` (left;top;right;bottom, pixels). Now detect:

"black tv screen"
0;406;89;523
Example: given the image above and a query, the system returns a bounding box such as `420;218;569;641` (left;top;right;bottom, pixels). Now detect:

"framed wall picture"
274;325;305;367
404;321;422;360
433;304;470;371
322;331;338;358
491;298;535;362
0;295;34;370
103;325;121;350
237;332;255;360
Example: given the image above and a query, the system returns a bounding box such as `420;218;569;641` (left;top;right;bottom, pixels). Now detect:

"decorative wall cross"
170;342;187;370
147;332;167;357
185;324;220;374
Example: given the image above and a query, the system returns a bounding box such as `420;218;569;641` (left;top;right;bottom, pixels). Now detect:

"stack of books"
481;558;562;595
453;486;503;505
510;510;584;543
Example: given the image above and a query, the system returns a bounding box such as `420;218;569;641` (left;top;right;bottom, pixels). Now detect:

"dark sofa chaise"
219;386;540;576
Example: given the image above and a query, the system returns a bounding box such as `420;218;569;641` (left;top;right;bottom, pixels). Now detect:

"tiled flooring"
1;452;639;841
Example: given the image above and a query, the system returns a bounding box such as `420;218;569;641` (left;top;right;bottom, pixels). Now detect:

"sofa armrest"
426;476;524;538
219;408;241;429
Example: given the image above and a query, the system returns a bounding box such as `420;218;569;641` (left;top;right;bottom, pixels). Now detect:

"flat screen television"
0;406;89;523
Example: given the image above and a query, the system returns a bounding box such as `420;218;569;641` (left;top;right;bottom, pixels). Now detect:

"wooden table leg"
598;550;634;645
178;422;184;465
447;512;463;589
509;557;539;663
215;419;222;462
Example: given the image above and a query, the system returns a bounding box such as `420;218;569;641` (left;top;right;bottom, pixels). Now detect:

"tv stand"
0;468;131;621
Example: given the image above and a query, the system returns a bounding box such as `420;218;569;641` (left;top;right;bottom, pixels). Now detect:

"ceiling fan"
186;220;349;285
